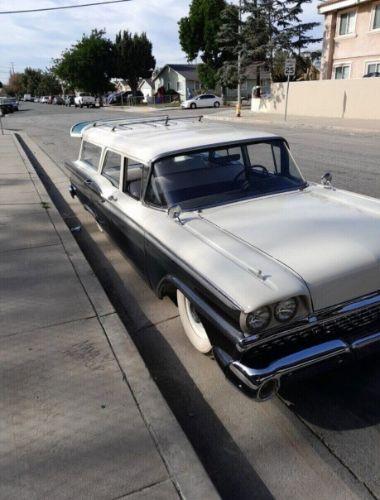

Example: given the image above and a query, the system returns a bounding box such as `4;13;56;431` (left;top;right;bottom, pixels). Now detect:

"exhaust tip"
257;379;279;402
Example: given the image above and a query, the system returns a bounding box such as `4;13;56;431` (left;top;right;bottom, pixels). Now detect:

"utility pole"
10;62;15;76
236;0;242;117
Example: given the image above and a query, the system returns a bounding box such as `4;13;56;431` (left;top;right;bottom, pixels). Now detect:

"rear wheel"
177;290;212;353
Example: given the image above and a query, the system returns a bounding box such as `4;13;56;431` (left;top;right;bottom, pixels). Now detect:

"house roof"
318;0;371;14
153;64;200;82
138;78;153;89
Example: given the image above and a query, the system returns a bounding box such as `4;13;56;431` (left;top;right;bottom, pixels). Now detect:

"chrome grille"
246;301;380;364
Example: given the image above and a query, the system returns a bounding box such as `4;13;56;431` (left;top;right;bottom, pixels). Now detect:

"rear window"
81;141;102;170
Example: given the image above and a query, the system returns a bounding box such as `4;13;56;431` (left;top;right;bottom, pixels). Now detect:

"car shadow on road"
279;357;380;431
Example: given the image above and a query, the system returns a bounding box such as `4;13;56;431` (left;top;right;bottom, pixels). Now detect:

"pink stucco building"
319;0;380;79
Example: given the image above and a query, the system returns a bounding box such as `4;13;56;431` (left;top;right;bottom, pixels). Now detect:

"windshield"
146;139;306;210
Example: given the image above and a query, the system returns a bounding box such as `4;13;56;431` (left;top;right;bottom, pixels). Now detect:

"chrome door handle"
84;178;92;185
108;194;118;202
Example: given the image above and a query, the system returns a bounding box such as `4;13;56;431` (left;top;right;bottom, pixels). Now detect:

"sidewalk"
0;133;218;500
205;108;380;135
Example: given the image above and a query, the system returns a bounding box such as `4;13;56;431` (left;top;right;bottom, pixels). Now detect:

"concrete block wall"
252;78;380;119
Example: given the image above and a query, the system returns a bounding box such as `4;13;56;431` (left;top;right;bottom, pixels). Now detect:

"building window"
334;65;350;79
338;11;356;35
365;61;380;75
176;81;182;91
372;4;380;29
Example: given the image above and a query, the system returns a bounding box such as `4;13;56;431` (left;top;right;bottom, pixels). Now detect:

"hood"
197;186;380;311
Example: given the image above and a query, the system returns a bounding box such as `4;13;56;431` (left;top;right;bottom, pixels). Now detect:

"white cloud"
0;0;322;83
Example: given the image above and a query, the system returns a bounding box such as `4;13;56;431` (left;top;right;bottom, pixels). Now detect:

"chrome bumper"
214;330;380;401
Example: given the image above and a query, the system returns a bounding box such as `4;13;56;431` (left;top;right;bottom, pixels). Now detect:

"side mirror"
321;172;333;188
167;204;183;224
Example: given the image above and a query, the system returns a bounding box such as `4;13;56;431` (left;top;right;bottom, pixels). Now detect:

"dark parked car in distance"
64;95;75;107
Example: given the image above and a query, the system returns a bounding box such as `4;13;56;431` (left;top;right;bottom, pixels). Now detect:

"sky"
0;0;323;84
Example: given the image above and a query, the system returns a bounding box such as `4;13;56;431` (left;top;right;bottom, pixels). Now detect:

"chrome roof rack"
70;115;204;137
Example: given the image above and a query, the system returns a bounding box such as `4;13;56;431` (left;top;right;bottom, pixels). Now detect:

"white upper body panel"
79;119;279;164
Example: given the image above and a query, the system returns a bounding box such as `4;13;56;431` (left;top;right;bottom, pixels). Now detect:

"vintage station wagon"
66;116;380;401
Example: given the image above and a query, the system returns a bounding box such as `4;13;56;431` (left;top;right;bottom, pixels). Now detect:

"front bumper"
214;331;380;401
214;291;380;401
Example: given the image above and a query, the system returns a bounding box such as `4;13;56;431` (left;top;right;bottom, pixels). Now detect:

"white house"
138;78;154;103
152;64;201;101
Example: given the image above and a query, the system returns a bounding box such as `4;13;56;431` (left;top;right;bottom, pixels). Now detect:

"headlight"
246;306;271;332
274;298;298;323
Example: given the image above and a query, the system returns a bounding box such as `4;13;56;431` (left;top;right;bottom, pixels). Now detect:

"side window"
123;157;143;200
145;169;165;207
101;150;122;187
247;142;279;174
81;141;102;170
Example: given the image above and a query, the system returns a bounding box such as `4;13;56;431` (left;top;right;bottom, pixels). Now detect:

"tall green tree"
243;0;321;74
216;4;245;88
178;0;227;88
22;68;44;95
36;71;62;96
112;31;155;91
53;29;113;94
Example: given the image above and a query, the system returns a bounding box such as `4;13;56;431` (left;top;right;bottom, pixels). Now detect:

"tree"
178;0;227;88
22;68;44;95
243;0;321;75
112;31;155;91
216;4;240;88
53;29;113;94
36;71;62;96
5;72;25;96
291;21;322;56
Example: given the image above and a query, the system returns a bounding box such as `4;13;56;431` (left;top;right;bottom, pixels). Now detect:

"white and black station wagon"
66;116;380;401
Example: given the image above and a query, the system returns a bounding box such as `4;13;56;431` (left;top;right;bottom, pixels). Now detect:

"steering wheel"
251;164;270;175
233;168;247;183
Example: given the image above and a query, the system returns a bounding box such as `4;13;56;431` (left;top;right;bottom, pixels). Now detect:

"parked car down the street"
74;93;96;108
53;96;64;105
66;116;380;402
64;95;75;107
0;97;18;112
181;93;223;109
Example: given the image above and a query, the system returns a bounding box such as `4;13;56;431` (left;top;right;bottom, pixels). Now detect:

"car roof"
79;117;280;164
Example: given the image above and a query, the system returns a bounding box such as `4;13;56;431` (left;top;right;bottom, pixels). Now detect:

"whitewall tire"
177;290;212;353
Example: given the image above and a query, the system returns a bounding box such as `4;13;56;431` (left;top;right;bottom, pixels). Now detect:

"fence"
252;78;380;120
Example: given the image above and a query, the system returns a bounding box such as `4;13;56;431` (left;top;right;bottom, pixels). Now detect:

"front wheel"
190;102;196;109
214;101;220;108
177;290;212;353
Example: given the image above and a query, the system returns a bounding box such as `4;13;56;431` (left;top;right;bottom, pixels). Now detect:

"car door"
94;151;147;275
197;95;209;108
66;140;103;217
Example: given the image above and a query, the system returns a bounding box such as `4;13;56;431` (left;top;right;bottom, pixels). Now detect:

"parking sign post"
0;109;4;135
284;58;296;122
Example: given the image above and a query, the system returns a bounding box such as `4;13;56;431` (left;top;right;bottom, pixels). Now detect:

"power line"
0;0;132;15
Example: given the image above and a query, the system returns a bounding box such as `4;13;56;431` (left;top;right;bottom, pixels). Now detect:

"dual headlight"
245;297;299;333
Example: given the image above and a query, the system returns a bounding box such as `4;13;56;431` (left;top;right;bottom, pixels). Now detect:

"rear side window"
81;141;102;170
102;150;121;187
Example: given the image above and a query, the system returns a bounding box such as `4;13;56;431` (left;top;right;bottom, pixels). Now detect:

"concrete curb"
204;112;380;136
104;105;180;113
13;132;219;500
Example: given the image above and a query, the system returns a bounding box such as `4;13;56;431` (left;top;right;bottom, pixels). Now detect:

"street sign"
284;58;296;77
284;59;296;122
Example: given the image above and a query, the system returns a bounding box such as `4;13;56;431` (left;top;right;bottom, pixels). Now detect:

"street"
4;102;380;500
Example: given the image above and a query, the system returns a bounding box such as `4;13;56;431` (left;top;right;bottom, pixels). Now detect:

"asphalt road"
5;102;380;500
